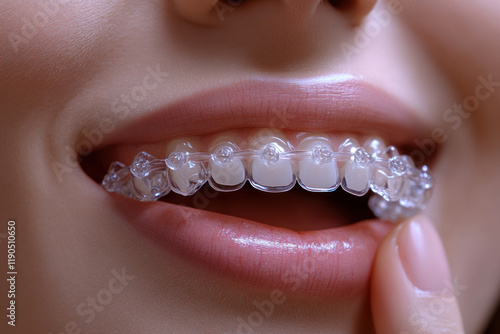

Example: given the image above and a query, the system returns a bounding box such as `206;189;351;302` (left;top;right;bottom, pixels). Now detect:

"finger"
371;215;465;334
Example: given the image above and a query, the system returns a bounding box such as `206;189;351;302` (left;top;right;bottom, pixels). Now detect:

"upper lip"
92;75;429;299
99;75;427;149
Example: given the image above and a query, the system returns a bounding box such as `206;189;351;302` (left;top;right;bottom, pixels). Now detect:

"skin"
0;0;499;333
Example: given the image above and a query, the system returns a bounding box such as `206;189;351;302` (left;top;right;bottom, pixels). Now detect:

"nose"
327;0;379;24
172;0;378;26
168;0;380;70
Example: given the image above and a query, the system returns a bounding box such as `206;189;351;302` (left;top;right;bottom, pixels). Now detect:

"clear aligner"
102;137;434;222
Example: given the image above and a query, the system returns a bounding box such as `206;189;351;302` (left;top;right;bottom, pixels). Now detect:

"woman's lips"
95;77;427;298
101;76;427;148
117;197;393;298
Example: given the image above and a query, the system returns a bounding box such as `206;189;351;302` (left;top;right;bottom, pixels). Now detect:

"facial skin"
1;0;499;333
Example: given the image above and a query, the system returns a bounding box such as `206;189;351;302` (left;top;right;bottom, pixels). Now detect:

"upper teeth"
102;136;434;222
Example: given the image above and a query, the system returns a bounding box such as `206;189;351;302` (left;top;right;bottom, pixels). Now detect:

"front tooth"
167;142;206;196
208;144;246;191
297;139;340;192
340;140;372;196
250;140;295;192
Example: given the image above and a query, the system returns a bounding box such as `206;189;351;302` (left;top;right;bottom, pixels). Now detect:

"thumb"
371;215;465;334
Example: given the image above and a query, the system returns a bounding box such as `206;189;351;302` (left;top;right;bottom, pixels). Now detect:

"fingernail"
398;216;451;292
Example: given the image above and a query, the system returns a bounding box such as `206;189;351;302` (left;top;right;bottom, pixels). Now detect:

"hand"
371;216;465;333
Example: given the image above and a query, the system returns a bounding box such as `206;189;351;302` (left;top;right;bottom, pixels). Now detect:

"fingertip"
371;215;465;334
398;216;452;293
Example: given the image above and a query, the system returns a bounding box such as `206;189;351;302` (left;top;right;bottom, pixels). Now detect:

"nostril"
327;0;378;25
224;0;245;6
171;0;246;26
328;0;351;9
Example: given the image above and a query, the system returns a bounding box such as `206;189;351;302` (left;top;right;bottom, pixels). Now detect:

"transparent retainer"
102;136;434;222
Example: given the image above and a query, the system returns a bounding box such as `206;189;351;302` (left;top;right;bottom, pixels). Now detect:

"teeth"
338;137;360;155
340;139;372;196
101;133;435;221
130;152;170;201
250;140;295;192
168;162;206;196
106;153;171;201
132;169;170;201
363;136;386;156
341;160;371;196
297;138;340;192
167;143;206;196
399;165;434;209
370;165;406;201
208;144;246;191
102;161;127;193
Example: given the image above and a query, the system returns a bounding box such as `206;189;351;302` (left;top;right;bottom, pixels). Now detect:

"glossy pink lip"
118;198;393;298
101;77;426;298
102;77;426;148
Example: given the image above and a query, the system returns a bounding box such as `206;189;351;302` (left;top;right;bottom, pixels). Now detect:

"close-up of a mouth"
82;77;435;299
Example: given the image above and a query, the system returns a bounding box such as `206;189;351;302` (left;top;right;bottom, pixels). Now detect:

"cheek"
0;0;122;108
400;0;500;76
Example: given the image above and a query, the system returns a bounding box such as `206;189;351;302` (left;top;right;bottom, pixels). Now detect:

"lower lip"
118;197;392;298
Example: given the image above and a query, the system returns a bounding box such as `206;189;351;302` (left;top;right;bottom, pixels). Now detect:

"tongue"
164;184;373;231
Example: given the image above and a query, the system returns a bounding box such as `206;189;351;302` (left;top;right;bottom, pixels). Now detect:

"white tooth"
169;162;206;196
167;142;206;196
209;159;246;187
250;143;295;192
251;158;294;191
299;158;339;191
132;170;170;201
249;138;295;192
342;161;370;196
297;140;340;192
